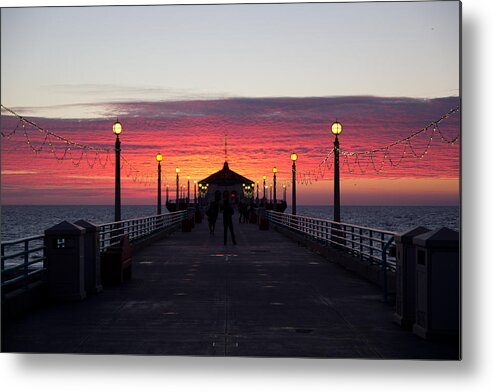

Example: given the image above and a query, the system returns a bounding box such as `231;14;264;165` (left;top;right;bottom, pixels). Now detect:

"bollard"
412;227;460;339
393;226;431;327
44;221;86;301
74;219;103;295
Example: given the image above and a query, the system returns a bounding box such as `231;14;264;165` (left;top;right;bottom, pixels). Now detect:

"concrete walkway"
2;215;459;358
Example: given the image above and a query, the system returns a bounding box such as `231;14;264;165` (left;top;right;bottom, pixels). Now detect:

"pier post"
113;120;122;222
273;167;277;208
291;153;297;215
156;153;163;215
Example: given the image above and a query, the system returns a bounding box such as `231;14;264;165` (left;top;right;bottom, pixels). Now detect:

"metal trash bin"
44;221;86;301
258;207;269;230
101;235;132;285
74;220;103;295
412;227;460;339
394;226;431;327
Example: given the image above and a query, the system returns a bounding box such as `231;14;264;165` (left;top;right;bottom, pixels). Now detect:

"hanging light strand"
1;104;155;183
295;105;459;181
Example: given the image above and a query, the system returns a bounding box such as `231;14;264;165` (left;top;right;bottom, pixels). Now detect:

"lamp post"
291;152;298;215
176;168;180;207
166;185;169;203
272;167;277;207
187;175;190;207
262;175;267;201
194;181;197;204
256;181;259;203
283;184;286;201
331;121;343;222
113;120;122;222
156;153;163;215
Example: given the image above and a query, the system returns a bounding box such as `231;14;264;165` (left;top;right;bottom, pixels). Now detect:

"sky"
0;1;461;206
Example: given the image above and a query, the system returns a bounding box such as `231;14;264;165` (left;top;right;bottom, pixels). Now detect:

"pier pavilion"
198;161;255;204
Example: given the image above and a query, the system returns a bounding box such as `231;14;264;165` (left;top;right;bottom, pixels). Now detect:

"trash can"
412;227;460;339
44;221;86;301
74;219;103;295
393;226;431;327
258;208;269;230
101;235;132;285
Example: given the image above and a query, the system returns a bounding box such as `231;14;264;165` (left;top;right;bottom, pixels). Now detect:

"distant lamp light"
273;167;277;173
113;120;122;135
262;175;266;180
176;168;180;173
291;152;298;161
156;153;163;162
331;121;343;136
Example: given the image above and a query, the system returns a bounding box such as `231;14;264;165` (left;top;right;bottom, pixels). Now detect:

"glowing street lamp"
291;152;298;215
113;120;122;222
187;175;191;206
194;180;197;204
331;121;343;223
176;168;180;206
272;167;277;207
156;152;163;215
262;175;267;201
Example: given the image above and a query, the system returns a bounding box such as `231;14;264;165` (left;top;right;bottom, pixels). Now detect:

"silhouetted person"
206;194;220;235
222;191;237;245
248;200;256;223
238;199;244;224
239;199;248;224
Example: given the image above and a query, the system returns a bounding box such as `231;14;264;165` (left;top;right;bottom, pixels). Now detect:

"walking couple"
206;190;237;245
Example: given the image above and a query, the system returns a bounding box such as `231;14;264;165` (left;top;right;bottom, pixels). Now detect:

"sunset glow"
1;96;459;206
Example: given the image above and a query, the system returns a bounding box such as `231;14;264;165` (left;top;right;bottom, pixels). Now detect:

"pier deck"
2;216;459;358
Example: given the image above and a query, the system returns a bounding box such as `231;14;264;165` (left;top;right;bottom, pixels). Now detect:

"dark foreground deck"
2;215;459;358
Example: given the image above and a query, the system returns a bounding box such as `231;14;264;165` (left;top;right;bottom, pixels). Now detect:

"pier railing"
98;210;188;251
1;235;46;292
1;211;189;293
266;210;397;272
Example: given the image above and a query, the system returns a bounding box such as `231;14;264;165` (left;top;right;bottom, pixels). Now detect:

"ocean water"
1;205;157;242
1;204;459;242
296;205;460;233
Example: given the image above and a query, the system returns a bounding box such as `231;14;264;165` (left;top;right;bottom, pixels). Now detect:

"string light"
2;104;459;186
1;104;156;185
295;105;459;181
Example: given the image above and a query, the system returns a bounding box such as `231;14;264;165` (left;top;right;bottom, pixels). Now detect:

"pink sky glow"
0;96;460;206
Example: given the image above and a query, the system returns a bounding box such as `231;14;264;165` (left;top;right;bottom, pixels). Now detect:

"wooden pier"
1;215;459;358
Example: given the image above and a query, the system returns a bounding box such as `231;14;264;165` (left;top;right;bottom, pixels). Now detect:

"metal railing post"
24;240;29;289
370;230;374;258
